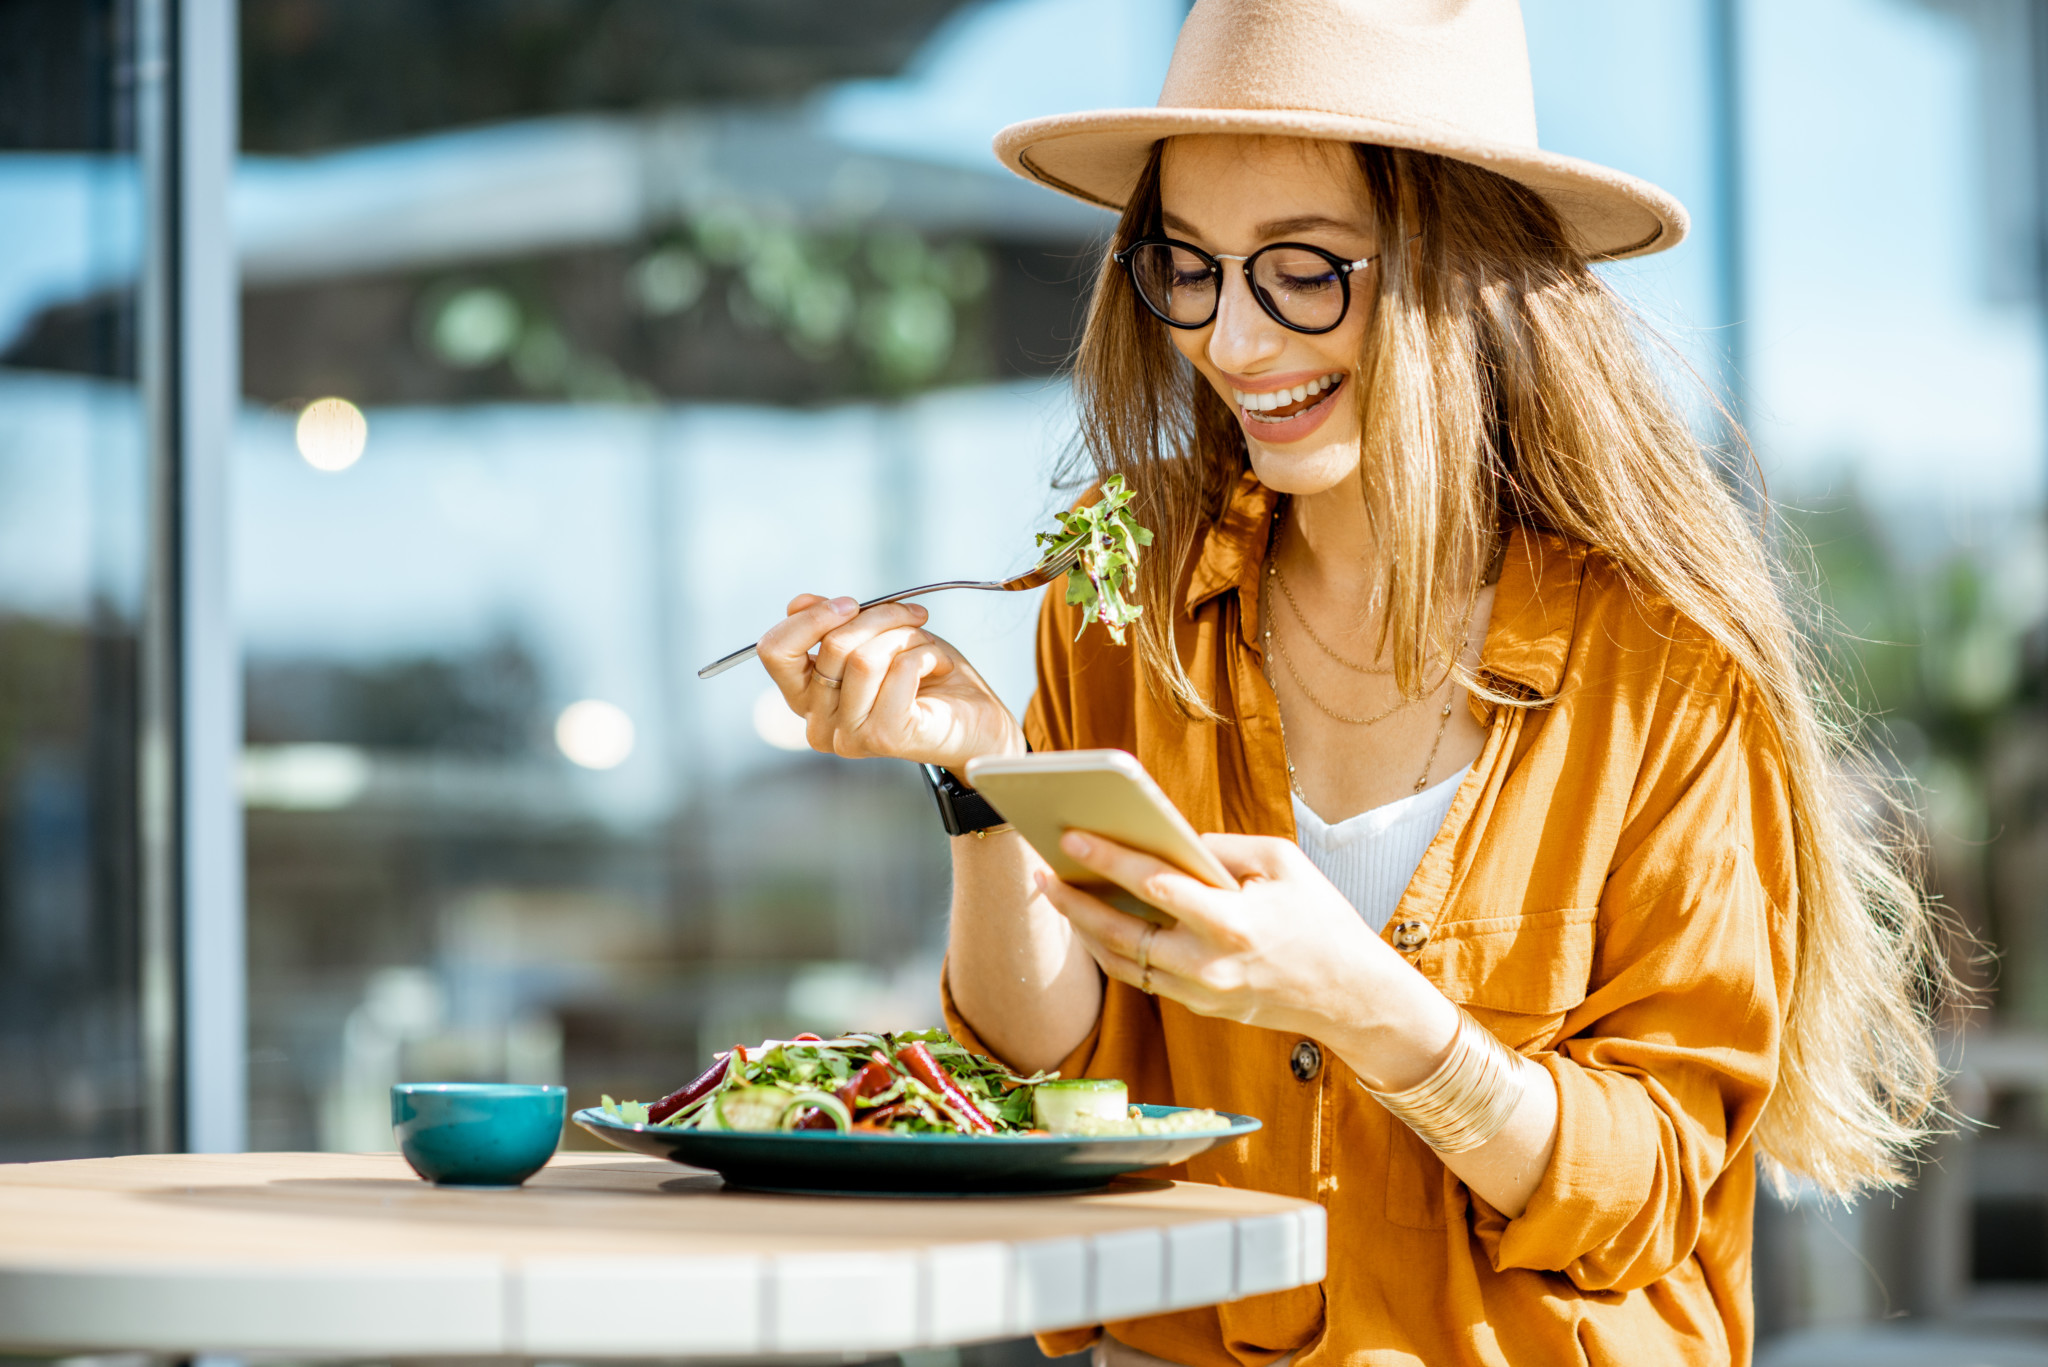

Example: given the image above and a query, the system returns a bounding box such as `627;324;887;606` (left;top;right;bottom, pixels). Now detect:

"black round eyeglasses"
1112;236;1381;335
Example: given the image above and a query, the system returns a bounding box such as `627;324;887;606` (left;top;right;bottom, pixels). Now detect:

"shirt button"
1290;1039;1323;1081
1392;920;1430;951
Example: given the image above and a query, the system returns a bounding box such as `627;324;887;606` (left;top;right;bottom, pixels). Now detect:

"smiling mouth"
1233;372;1345;423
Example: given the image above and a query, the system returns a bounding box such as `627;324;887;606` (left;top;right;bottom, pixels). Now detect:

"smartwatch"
920;763;1011;837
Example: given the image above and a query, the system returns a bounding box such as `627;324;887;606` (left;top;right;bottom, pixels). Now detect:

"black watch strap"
920;763;1010;836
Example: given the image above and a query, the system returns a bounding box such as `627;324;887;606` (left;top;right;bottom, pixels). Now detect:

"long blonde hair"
1069;139;1951;1196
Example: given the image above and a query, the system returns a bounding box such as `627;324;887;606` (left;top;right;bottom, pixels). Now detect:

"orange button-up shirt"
943;469;1795;1367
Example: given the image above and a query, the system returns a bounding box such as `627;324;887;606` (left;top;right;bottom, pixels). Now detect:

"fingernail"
1062;832;1090;857
1031;870;1048;894
830;597;857;615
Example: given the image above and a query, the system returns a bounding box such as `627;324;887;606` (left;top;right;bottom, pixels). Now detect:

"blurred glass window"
0;0;149;1159
230;0;1185;1149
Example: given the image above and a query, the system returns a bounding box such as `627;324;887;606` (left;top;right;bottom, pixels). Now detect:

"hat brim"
993;108;1687;262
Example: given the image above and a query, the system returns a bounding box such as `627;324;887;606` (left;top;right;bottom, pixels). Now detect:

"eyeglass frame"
1111;235;1382;336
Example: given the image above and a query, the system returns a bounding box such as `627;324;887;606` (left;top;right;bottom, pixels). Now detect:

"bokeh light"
629;247;707;317
294;396;368;472
554;699;635;770
430;285;521;368
752;687;811;752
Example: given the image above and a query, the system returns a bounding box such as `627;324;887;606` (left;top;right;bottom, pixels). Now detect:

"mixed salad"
1035;474;1154;645
598;1028;1227;1138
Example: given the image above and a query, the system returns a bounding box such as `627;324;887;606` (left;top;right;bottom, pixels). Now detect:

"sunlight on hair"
295;396;368;472
752;687;811;751
555;699;635;770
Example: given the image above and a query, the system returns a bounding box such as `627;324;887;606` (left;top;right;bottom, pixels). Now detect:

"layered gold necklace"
1270;556;1395;677
1258;508;1481;796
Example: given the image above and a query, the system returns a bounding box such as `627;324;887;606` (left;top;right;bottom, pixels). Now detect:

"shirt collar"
1183;464;1280;620
1478;526;1584;701
1180;468;1584;700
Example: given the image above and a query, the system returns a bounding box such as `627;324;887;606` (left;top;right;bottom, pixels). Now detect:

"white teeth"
1232;372;1343;412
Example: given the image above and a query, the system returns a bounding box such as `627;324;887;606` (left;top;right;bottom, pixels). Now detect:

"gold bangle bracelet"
1362;1007;1537;1154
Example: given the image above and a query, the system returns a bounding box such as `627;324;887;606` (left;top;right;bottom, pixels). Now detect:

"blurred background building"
4;0;2048;1362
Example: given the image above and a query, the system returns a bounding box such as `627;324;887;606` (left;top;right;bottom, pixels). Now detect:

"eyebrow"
1159;210;1366;242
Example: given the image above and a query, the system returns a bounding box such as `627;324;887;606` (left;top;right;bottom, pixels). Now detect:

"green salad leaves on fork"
1034;474;1155;645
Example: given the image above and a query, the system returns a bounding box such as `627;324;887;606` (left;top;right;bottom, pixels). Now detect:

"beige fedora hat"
992;0;1687;261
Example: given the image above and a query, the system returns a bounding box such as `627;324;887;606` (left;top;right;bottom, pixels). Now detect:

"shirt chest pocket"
1417;903;1600;1023
1381;904;1599;1231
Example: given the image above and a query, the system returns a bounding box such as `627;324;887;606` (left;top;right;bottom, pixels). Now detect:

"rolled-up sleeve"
1475;677;1794;1291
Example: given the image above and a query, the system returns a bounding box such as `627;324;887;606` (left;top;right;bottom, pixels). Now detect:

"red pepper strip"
835;1059;895;1114
648;1056;730;1124
792;1032;823;1042
852;1103;909;1131
895;1043;997;1134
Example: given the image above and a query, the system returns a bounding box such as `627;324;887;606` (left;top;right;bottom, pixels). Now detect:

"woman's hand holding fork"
756;594;1025;774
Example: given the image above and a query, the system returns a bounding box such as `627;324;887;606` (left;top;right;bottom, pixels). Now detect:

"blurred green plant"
1784;482;2048;1014
426;285;522;369
416;275;655;404
1783;488;1921;722
414;202;994;402
629;247;707;317
652;202;991;391
1784;486;2036;761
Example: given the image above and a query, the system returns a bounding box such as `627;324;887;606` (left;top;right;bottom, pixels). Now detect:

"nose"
1204;263;1287;375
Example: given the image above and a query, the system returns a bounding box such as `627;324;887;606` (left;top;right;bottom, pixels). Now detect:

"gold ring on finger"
815;671;842;689
1137;924;1159;995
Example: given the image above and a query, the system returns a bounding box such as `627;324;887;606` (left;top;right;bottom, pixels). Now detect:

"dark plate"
572;1103;1261;1197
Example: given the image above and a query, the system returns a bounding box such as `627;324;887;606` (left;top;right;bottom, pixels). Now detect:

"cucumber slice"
1033;1078;1130;1132
716;1084;796;1132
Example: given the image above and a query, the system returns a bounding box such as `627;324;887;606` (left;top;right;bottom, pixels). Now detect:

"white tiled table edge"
0;1205;1327;1356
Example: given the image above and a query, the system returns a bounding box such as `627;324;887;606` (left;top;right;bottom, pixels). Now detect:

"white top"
1292;765;1471;933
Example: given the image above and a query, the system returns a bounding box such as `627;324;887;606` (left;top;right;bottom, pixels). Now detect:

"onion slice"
779;1090;853;1133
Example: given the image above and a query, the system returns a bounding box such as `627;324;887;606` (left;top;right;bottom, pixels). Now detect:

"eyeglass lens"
1126;243;1350;331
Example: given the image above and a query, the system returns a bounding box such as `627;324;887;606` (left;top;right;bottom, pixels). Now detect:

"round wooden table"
0;1151;1326;1357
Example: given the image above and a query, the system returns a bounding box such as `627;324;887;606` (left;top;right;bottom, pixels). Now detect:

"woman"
758;1;1947;1363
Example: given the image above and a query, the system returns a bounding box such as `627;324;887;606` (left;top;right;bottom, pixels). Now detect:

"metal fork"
696;544;1082;680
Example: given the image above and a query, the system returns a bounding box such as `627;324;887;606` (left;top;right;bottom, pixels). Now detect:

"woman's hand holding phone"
1036;828;1461;1094
757;594;1024;773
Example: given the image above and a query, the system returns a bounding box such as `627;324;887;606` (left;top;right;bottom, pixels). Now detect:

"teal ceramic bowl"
391;1083;565;1188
